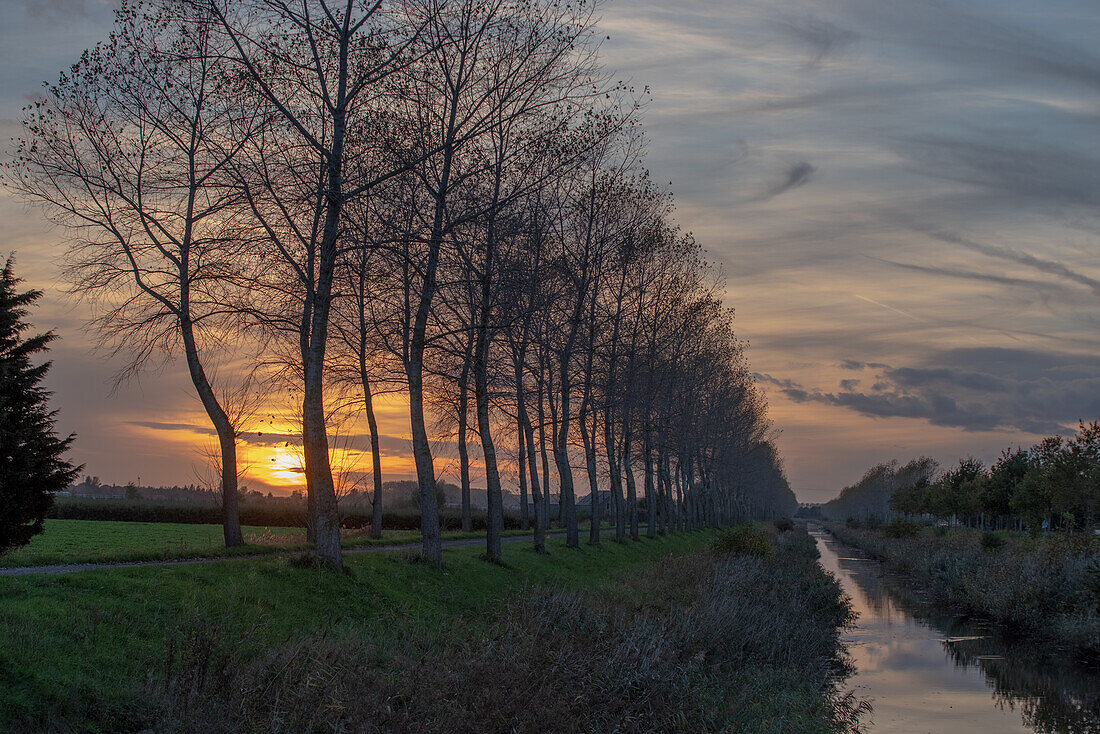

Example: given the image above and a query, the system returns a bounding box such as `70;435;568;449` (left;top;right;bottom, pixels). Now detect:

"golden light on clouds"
7;0;1100;501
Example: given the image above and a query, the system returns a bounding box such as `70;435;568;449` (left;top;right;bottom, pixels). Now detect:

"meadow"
0;519;536;568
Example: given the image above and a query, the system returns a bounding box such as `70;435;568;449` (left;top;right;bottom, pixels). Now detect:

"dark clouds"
773;15;859;65
762;161;817;199
758;347;1100;435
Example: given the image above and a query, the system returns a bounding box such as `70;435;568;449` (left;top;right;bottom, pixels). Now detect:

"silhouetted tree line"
10;0;794;567
823;422;1100;531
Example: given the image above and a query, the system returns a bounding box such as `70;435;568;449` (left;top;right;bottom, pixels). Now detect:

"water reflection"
814;530;1100;733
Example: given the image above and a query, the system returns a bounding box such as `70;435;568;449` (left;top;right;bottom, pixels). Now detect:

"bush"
712;524;774;560
773;517;794;533
883;518;920;538
980;531;1006;552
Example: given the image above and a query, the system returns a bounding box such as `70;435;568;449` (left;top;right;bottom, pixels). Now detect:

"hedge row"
48;499;525;531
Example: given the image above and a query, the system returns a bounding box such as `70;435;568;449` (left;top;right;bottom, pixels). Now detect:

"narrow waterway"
813;529;1100;734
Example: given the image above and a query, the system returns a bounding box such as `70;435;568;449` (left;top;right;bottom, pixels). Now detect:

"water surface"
814;529;1100;733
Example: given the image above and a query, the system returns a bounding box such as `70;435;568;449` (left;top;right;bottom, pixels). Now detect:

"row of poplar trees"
10;0;795;568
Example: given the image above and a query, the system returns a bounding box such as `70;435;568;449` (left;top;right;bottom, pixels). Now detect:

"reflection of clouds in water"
815;532;1033;732
817;530;1100;732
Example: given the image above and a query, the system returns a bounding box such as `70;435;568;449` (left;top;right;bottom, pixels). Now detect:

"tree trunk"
408;346;442;565
458;356;472;533
474;332;503;563
554;368;578;548
363;378;385;539
536;366;553;538
517;413;529;531
523;407;545;553
643;430;657;539
181;319;242;548
360;365;384;540
604;420;625;543
582;406;600;545
623;431;639;541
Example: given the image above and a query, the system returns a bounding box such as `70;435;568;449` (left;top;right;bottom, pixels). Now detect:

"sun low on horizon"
3;0;1100;503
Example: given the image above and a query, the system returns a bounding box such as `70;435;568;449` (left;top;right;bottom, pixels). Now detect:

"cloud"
128;421;437;459
762;161;817;199
126;421;215;436
921;229;1100;296
760;347;1100;435
872;257;1063;292
773;15;859;65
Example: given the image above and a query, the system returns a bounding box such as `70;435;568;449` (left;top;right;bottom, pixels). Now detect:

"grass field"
0;531;720;731
0;519;541;568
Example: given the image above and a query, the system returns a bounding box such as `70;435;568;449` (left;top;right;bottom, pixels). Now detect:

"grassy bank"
826;522;1100;661
1;527;861;733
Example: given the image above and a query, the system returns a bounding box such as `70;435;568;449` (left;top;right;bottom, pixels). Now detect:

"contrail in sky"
853;294;920;321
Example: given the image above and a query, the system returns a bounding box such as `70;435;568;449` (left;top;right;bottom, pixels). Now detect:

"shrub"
773;517;794;533
883;518;920;538
980;531;1006;552
712;524;774;559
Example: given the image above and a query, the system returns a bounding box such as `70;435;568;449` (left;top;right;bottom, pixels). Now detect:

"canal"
813;529;1100;733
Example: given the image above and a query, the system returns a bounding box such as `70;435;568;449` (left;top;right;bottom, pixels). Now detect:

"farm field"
0;519;510;568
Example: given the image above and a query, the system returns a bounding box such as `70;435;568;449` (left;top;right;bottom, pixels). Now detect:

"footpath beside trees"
11;0;797;568
0;258;80;554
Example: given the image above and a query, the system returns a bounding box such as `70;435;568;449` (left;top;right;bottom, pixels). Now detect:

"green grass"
0;530;716;730
0;520;303;567
0;519;545;568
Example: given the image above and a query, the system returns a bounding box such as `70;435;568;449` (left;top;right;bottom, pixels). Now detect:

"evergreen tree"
0;257;79;554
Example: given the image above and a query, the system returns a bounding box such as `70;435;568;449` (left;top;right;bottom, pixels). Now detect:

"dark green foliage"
980;531;1006;552
711;524;774;559
882;517;920;538
0;258;79;554
824;457;938;523
831;424;1100;532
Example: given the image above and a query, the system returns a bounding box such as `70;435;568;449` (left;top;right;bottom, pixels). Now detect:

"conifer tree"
0;257;79;554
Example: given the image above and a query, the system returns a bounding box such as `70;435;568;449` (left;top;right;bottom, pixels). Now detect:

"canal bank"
814;528;1100;733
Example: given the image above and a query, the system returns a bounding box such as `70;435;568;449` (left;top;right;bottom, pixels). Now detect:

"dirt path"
0;531;593;578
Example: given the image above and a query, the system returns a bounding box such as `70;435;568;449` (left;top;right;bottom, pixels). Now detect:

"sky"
2;0;1100;502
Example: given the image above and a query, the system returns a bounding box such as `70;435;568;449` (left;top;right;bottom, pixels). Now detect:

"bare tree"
10;1;261;547
382;0;602;564
203;0;426;566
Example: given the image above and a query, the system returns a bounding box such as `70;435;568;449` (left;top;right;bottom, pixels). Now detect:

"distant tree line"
9;0;795;566
822;422;1100;531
